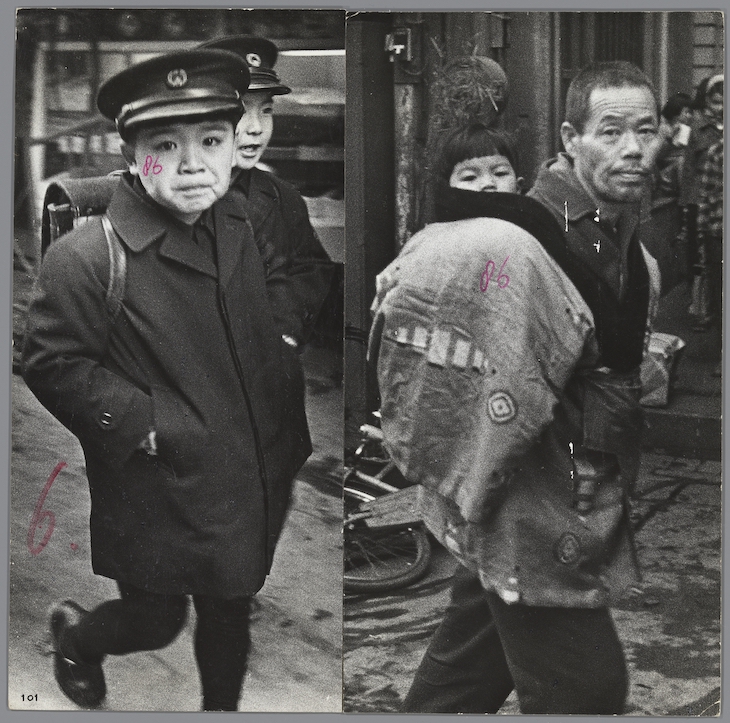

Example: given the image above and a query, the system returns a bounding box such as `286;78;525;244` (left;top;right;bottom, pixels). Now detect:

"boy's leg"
192;594;252;711
60;582;189;665
487;592;628;714
402;564;514;713
50;582;188;708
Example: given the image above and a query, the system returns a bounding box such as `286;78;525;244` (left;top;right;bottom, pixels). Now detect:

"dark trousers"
686;204;700;273
61;582;251;711
705;235;723;331
402;565;628;714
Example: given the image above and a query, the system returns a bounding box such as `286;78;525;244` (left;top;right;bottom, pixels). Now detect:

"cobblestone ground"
343;454;721;716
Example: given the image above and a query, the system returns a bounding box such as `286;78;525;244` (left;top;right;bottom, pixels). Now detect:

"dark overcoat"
230;167;334;344
22;176;311;598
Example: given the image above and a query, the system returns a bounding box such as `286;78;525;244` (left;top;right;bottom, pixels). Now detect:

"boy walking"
22;48;311;711
200;35;334;348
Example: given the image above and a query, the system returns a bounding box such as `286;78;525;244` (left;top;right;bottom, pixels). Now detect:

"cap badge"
166;68;188;89
246;53;262;68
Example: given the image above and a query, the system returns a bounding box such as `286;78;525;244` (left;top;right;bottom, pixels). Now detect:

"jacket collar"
433;182;566;251
106;174;169;253
233;167;279;201
531;153;647;236
107;173;247;282
212;192;252;288
532;153;599;224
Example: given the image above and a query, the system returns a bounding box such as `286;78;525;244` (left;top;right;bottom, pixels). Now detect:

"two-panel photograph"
9;7;723;716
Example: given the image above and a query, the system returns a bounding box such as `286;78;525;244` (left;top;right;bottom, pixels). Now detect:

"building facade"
344;11;724;443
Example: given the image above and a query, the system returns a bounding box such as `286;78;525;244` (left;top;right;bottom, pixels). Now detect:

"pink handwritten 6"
142;155;163;177
480;256;510;292
27;461;66;556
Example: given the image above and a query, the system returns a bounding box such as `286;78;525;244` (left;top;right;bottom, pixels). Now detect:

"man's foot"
49;600;106;709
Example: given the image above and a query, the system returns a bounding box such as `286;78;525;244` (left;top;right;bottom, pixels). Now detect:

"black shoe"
49;600;106;709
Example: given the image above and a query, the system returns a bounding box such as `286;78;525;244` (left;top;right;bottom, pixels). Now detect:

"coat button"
100;412;113;427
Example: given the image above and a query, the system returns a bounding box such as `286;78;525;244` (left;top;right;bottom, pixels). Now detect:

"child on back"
436;123;523;195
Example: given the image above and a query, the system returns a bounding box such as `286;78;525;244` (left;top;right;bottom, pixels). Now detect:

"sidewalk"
344;453;721;715
643;280;723;460
9;346;343;712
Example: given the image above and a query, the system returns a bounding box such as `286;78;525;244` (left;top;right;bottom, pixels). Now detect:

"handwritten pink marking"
480;256;510;292
142;155;163;176
27;461;66;556
70;543;78;551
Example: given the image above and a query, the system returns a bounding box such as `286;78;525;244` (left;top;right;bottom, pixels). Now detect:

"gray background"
3;1;728;722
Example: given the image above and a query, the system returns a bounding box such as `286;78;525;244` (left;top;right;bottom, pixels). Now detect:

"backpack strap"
100;214;127;321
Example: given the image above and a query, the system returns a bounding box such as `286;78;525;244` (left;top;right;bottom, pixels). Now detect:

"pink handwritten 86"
142;155;163;176
480;256;510;292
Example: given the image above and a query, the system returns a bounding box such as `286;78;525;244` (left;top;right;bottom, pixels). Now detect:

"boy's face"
449;154;520;194
234;91;274;170
123;119;236;224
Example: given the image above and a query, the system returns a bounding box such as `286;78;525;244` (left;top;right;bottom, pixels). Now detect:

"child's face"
449;154;519;193
234;92;274;170
125;119;235;224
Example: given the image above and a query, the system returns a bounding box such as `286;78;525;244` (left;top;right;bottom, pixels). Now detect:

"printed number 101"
21;694;38;702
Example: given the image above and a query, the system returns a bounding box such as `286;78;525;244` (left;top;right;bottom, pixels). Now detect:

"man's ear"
515;176;525;194
120;142;138;175
561;122;580;159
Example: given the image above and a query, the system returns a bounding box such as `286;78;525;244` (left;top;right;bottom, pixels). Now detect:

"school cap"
97;49;250;137
198;36;291;95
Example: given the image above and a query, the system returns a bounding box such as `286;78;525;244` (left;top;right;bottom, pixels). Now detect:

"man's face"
561;86;661;205
124;119;235;225
233;92;274;170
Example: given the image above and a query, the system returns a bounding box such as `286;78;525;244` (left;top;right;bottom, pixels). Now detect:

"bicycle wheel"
344;486;431;594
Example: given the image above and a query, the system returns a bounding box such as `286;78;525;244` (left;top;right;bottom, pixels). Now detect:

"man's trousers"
402;564;628;714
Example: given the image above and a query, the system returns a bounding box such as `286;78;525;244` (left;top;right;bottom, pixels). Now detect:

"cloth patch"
427;328;451;367
487;391;517;423
555;532;581;565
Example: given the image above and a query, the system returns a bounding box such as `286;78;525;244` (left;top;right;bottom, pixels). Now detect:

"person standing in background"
654;92;693;203
200;34;335;350
681;74;723;328
642;92;694;293
696;135;724;375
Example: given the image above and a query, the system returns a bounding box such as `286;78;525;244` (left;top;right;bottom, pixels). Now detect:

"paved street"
9;346;343;712
344;453;721;715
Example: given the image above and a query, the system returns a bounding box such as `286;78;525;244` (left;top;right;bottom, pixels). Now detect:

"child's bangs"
437;125;518;180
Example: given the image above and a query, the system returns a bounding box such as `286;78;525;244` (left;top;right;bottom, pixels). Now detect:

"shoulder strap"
100;214;127;321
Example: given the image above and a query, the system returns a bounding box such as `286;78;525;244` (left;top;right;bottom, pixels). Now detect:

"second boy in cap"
22;48;312;711
200;35;334;348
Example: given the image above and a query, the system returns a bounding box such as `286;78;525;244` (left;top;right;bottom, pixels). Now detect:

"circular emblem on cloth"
246;53;262;68
166;68;188;89
487;391;517;424
555;532;581;565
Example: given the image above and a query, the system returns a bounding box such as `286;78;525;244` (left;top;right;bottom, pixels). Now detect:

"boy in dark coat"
199;35;335;348
22;48;311;711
